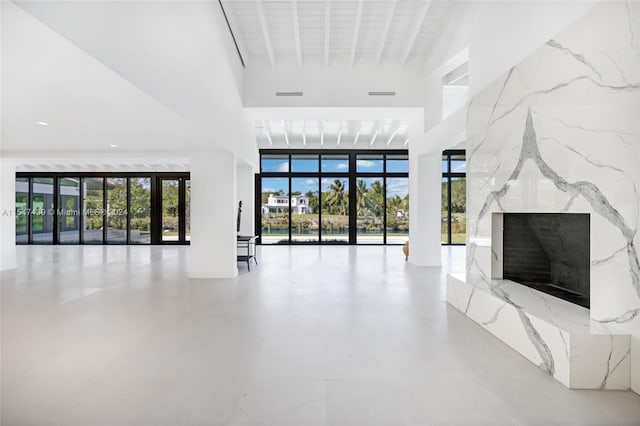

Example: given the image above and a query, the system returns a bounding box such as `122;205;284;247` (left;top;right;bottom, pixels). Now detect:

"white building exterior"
262;193;312;215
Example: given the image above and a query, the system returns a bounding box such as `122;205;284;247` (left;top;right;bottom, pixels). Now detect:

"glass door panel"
321;178;349;243
32;177;54;244
385;178;409;244
58;177;81;244
450;177;466;244
106;177;127;244
442;178;449;244
356;178;384;244
291;178;319;243
161;179;180;242
15;177;29;244
260;177;289;244
83;177;104;244
130;177;151;244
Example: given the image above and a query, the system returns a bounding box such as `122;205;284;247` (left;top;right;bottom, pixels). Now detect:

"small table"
237;235;258;271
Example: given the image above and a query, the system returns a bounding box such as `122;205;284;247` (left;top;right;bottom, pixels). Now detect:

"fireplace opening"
502;213;590;309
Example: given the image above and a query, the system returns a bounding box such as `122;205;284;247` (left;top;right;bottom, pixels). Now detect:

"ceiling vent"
368;91;396;96
276;91;303;97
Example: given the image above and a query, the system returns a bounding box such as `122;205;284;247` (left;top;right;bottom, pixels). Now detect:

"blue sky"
262;157;410;173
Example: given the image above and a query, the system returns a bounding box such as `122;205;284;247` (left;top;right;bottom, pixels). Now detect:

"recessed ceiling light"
109;144;119;148
36;121;49;126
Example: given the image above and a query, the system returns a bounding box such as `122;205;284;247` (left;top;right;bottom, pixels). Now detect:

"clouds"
356;160;376;168
386;178;408;198
276;162;289;172
336;163;348;170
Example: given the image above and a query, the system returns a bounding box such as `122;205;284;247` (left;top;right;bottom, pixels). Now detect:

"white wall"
421;0;598;142
189;150;238;279
408;151;442;267
244;65;426;108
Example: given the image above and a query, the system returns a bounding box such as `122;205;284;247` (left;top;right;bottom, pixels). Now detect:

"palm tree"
356;179;367;213
386;195;403;229
366;181;384;217
326;179;348;216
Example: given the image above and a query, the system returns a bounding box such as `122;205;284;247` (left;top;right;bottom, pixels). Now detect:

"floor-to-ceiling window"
15;173;189;245
442;150;466;245
258;150;408;245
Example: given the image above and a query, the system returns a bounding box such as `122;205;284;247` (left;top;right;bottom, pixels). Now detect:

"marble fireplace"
447;1;639;392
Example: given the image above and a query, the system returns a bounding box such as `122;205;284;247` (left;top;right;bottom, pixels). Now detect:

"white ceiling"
222;0;453;67
2;0;258;165
256;118;409;149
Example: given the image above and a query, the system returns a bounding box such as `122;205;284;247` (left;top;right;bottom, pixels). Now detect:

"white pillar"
0;158;17;271
189;150;238;278
408;152;442;267
236;164;255;236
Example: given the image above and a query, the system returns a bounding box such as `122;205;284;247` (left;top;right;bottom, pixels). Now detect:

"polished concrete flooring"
2;245;639;426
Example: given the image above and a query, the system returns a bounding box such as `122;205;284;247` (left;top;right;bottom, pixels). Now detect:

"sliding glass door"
16;173;190;245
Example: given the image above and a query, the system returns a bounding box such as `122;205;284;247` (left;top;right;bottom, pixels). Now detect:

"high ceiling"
255;118;409;149
222;0;453;67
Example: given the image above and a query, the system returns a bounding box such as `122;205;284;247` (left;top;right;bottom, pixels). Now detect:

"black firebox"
502;213;590;309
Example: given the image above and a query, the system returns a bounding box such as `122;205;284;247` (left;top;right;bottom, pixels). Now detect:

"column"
236;164;255;236
189;150;238;278
0;158;17;271
408;151;442;267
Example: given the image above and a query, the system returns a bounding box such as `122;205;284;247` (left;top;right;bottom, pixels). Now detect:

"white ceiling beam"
376;0;397;64
337;128;342;146
324;0;331;67
401;0;431;66
256;0;275;67
386;130;398;146
320;122;324;146
302;120;307;146
353;130;361;146
404;138;410;146
350;0;364;67
291;0;302;67
262;120;273;145
369;129;380;146
282;120;290;145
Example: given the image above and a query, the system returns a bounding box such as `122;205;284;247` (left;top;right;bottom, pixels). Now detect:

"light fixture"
36;121;49;126
109;144;119;148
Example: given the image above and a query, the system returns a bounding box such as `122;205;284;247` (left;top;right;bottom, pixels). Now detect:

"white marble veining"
464;1;640;392
447;274;631;389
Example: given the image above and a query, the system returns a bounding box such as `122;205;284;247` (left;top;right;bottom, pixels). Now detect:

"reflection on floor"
1;245;639;425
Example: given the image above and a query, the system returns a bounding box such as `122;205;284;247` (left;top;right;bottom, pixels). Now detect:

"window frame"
257;149;409;245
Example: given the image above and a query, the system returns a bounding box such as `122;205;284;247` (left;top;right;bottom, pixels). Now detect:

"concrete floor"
1;245;639;426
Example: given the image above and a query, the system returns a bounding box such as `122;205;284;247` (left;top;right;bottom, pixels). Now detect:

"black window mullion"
288;175;292;243
103;178;107;244
79;177;85;244
348;152;357;244
53;177;59;244
383;155;387;245
27;178;33;244
179;178;186;243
